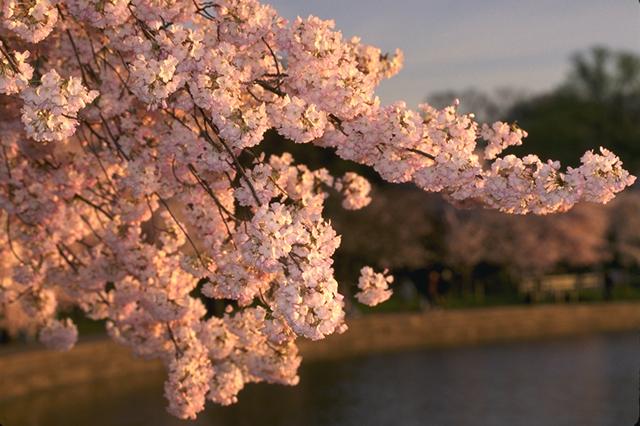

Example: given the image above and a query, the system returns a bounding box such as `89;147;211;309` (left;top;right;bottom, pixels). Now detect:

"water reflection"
2;333;638;426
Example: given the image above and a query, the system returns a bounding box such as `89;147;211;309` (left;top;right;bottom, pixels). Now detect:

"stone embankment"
2;302;640;400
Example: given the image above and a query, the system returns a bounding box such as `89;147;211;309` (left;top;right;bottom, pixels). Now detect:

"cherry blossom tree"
609;191;640;268
0;0;635;419
444;201;610;285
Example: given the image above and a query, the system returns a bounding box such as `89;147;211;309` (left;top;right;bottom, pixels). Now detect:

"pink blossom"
355;266;394;306
39;318;78;351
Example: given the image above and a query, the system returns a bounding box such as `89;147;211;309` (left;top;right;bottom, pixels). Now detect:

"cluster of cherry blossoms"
0;41;32;94
355;267;394;307
39;317;78;351
21;69;98;142
0;0;634;420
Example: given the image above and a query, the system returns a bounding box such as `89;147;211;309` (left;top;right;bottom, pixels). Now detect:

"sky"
267;0;640;107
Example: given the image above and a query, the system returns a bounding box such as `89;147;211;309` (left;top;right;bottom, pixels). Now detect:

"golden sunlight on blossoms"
0;0;636;422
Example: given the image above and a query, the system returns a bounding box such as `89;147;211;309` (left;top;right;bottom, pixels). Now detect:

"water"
1;333;639;426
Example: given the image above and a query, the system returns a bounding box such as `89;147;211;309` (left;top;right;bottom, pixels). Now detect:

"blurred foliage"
431;47;640;172
509;48;640;171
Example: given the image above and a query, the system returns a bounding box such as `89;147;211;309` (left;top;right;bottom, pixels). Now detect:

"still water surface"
2;332;639;426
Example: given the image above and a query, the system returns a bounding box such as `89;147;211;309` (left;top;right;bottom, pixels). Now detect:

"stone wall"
300;302;640;361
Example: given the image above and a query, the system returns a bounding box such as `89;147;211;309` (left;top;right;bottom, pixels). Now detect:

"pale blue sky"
267;0;640;107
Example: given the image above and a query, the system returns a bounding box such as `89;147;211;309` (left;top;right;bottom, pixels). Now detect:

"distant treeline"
429;46;640;173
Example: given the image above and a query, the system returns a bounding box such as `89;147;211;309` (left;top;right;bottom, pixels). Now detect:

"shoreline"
299;302;640;361
2;302;640;401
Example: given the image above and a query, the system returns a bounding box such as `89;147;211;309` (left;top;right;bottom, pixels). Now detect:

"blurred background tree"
509;47;640;171
429;47;640;172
